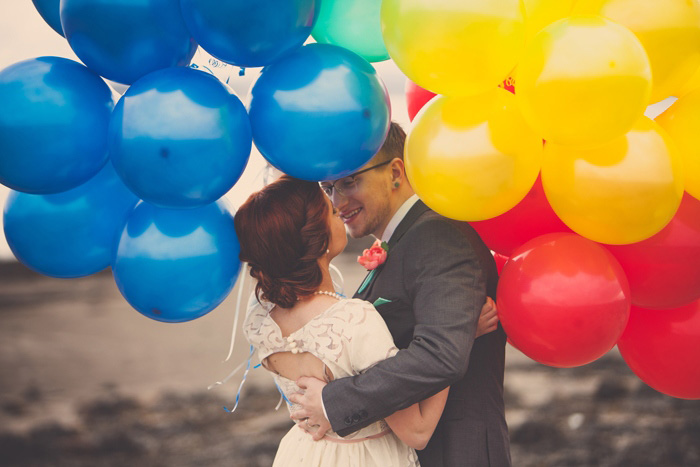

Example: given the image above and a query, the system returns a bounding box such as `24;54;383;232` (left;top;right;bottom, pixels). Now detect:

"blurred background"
0;2;698;466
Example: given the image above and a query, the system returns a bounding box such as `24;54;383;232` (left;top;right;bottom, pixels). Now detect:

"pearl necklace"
313;290;343;300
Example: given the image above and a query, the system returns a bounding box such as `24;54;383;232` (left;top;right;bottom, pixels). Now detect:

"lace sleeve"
348;301;399;374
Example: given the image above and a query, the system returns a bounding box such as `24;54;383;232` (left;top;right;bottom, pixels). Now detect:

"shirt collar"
379;194;420;243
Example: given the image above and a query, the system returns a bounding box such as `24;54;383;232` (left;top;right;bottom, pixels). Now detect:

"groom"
290;122;510;466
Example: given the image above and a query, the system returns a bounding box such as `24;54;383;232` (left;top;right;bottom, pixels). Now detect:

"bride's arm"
384;387;449;450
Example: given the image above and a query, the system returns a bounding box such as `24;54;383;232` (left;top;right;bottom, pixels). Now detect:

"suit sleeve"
323;218;487;436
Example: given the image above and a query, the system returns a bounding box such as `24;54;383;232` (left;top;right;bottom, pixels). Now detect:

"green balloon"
311;0;389;62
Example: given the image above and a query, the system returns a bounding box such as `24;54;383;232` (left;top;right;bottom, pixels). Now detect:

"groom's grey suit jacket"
323;201;510;466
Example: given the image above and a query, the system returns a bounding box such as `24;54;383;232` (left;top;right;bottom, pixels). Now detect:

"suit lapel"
354;200;430;299
388;200;430;250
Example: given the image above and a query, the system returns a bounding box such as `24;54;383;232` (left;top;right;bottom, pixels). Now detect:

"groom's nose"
329;189;348;209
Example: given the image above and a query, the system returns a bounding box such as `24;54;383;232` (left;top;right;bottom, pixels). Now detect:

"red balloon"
605;192;700;309
405;76;516;121
405;79;436;121
618;301;700;399
470;175;572;256
493;251;508;275
497;233;631;368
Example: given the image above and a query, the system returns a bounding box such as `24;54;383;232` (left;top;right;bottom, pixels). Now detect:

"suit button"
359;410;368;419
344;417;352;425
352;413;361;422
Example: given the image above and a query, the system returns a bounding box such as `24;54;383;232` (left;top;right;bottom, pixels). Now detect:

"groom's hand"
289;376;331;441
476;297;499;338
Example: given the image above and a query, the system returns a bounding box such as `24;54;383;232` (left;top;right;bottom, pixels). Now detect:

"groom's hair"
372;121;406;164
234;176;330;309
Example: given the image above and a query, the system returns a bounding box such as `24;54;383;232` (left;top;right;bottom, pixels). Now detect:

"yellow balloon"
522;0;577;44
542;117;684;245
381;0;525;97
575;0;700;103
676;65;700;98
656;90;700;201
405;88;543;221
516;15;652;147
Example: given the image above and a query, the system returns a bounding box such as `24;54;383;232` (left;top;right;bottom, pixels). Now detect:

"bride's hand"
476;297;499;338
289;376;331;441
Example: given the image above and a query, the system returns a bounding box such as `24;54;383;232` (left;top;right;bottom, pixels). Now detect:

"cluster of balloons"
1;0;392;322
395;0;700;399
15;0;700;399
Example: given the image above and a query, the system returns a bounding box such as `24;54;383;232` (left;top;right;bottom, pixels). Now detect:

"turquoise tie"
357;269;376;294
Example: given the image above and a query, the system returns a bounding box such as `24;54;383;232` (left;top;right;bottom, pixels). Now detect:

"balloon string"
220;162;273;363
213;162;278;412
224;264;248;362
207;358;247;391
253;164;268;189
262;163;274;186
329;262;346;297
223;345;255;414
275;382;292;409
187;63;214;76
216;161;272;371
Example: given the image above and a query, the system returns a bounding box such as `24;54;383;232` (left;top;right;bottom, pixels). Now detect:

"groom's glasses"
320;160;392;198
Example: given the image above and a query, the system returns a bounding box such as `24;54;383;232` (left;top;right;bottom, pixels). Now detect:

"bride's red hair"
234;176;330;308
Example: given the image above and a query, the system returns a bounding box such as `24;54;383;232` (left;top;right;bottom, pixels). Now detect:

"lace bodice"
243;296;399;440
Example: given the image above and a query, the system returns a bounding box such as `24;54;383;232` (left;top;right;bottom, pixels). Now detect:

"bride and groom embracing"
235;123;511;466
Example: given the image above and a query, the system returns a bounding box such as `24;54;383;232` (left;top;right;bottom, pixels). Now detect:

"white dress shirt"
380;194;420;243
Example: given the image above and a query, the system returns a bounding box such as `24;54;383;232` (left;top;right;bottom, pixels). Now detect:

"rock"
511;419;566;448
78;393;140;424
2;397;28;417
594;376;629;401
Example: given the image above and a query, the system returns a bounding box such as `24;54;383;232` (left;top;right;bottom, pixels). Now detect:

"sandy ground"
1;244;699;466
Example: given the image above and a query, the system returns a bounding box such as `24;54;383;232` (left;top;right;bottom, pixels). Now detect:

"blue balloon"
248;43;390;181
3;163;139;278
0;57;113;194
32;0;64;36
112;200;240;322
180;0;318;68
109;67;251;209
60;0;197;84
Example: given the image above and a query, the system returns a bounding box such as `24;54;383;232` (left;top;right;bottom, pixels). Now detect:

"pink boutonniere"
358;239;389;270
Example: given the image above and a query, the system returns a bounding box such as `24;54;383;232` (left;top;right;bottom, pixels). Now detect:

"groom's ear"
389;158;405;183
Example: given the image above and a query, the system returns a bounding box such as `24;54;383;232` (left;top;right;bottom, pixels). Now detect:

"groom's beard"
345;201;392;240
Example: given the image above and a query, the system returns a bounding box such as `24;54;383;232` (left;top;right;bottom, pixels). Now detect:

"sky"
0;2;411;261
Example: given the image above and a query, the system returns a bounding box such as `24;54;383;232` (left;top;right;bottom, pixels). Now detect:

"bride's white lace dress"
244;297;420;467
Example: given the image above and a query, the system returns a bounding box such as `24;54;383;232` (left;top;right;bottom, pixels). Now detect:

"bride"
234;176;493;466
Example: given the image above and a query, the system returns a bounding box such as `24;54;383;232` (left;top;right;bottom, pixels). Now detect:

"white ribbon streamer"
224;264;248;362
207;357;247;391
330;262;346;297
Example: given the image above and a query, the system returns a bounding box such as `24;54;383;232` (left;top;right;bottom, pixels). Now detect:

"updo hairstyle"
234;176;331;308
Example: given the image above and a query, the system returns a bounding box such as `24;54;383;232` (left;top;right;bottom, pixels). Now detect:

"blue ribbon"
275;382;293;408
223;344;255;413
